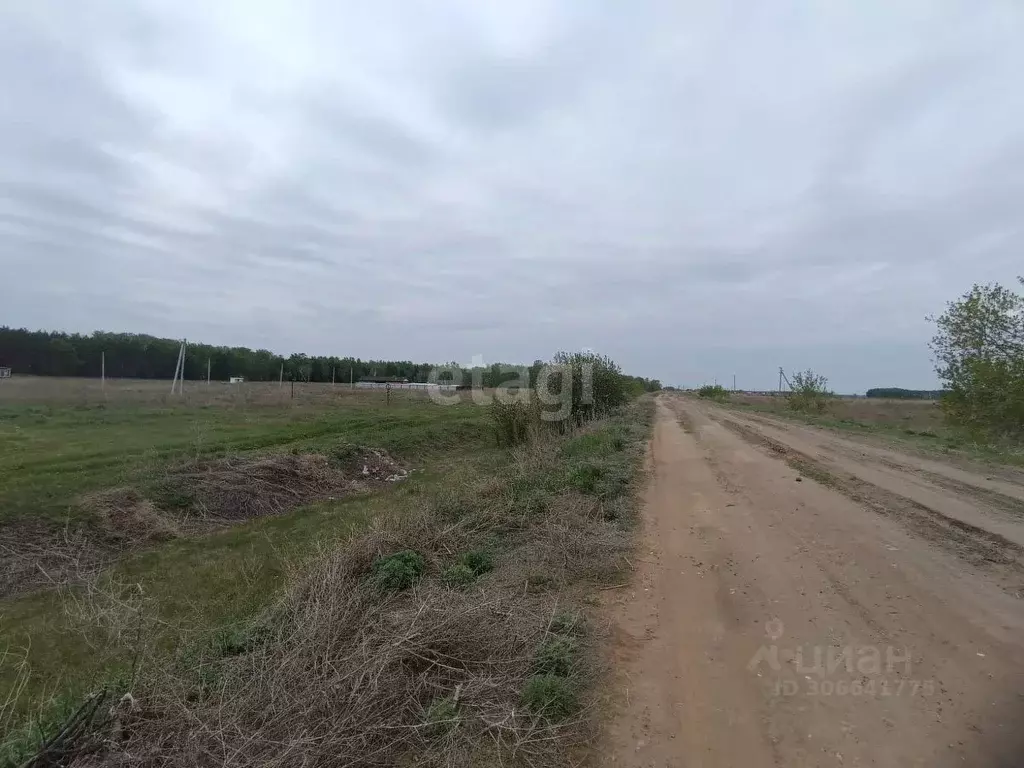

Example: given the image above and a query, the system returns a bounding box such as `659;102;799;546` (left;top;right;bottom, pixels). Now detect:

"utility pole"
779;367;783;395
171;340;186;395
178;340;187;395
733;373;736;393
332;366;336;386
207;357;211;386
279;362;284;389
350;366;354;389
170;345;181;395
101;351;106;391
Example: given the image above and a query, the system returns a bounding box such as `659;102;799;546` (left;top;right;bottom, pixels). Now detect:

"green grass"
0;398;489;525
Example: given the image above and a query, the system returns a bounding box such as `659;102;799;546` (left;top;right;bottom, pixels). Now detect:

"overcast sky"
2;2;1022;392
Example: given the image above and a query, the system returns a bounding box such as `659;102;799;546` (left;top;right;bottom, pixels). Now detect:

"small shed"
229;376;245;384
0;366;11;379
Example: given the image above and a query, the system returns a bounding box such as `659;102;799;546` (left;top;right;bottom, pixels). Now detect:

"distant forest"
865;387;944;399
0;327;661;392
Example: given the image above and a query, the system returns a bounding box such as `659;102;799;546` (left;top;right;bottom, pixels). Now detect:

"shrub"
521;675;578;721
787;369;832;413
543;351;629;427
490;399;539;446
460;550;494;576
371;550;425;591
697;384;729;402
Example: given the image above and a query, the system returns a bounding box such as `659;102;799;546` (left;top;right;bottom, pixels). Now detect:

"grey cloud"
1;2;1023;392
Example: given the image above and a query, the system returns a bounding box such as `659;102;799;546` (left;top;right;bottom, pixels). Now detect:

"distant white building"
355;376;457;392
0;366;11;379
229;376;245;384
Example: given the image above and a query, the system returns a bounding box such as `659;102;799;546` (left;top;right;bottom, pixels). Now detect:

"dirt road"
599;396;1024;767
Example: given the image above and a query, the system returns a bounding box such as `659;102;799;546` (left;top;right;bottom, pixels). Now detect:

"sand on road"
598;396;1024;767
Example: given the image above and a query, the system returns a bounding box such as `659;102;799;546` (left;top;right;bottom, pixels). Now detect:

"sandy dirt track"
598;396;1024;767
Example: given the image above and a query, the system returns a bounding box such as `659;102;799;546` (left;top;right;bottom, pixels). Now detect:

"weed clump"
533;636;578;676
371;549;425;591
424;695;460;736
567;464;604;494
442;550;494;588
522;675;578;721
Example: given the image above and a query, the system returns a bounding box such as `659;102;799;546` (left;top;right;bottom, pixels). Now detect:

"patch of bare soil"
598;397;1024;767
0;446;407;599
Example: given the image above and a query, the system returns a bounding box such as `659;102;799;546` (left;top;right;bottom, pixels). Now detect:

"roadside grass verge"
1;397;654;767
721;397;1024;469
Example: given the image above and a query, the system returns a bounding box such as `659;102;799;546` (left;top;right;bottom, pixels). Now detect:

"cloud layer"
2;1;1023;391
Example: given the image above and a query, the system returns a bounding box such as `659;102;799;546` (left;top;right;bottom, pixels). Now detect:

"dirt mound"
84;487;182;544
156;446;406;525
0;446;407;599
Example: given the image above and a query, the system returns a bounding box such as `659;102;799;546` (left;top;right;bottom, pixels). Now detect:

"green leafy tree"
929;278;1024;438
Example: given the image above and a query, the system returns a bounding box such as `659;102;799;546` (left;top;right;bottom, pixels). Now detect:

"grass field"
0;376;653;766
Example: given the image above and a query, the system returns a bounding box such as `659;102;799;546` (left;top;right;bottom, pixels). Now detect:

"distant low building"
229;376;245;384
356;375;457;392
0;366;11;379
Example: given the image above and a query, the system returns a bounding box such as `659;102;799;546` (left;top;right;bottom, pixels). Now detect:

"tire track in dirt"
714;416;1024;595
731;409;1024;512
874;458;1024;520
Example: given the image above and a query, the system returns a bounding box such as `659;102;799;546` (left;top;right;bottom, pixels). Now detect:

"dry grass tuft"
0;521;106;598
83;488;182;543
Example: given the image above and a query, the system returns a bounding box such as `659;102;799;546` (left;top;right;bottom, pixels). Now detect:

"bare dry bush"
0;521;107;598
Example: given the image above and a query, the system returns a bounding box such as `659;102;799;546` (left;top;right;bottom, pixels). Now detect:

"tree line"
865;388;944;399
0;327;661;392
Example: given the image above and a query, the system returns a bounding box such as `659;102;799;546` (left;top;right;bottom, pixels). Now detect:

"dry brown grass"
0;522;105;602
730;393;945;434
